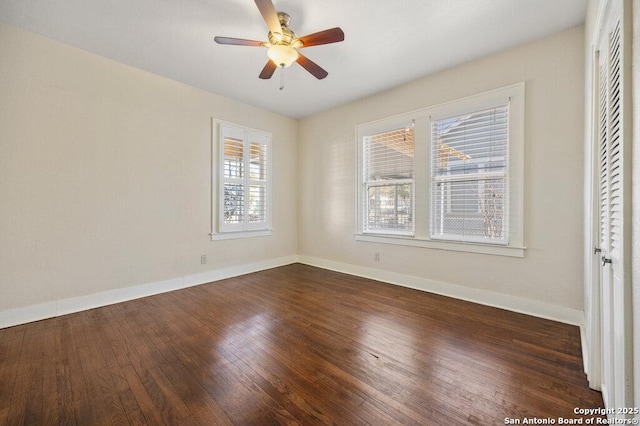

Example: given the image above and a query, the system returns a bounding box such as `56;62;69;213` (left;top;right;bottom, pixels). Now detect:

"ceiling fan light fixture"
214;0;344;81
267;44;298;68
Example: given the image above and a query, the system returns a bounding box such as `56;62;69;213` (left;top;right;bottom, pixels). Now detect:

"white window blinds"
362;124;414;235
430;103;509;244
356;84;523;255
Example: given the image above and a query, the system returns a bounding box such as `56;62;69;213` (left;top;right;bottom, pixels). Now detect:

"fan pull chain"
279;64;285;90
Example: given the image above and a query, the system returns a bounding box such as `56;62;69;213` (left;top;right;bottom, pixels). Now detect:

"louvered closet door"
597;52;614;408
595;1;632;415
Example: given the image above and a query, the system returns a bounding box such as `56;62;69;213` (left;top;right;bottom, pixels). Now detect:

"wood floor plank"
121;364;168;425
6;322;40;426
40;319;59;425
133;312;235;425
112;310;195;425
64;314;100;425
0;264;604;424
147;295;297;425
0;325;25;425
52;317;78;426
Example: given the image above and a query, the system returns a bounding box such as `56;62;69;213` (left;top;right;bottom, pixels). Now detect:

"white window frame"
211;120;272;241
355;83;525;257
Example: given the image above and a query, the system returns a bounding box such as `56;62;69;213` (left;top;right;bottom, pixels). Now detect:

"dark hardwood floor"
0;264;604;425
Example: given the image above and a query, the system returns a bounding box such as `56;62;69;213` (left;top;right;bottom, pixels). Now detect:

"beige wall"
298;26;585;310
0;23;589;319
0;24;298;312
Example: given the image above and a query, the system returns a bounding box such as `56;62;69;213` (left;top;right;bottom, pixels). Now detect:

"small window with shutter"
214;121;272;239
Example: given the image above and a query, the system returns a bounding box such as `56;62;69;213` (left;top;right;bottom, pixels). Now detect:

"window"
213;121;271;239
362;124;415;235
430;104;509;244
356;83;524;257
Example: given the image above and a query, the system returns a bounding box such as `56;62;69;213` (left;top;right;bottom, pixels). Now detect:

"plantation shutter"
219;124;270;233
430;102;509;244
247;135;269;230
222;128;245;232
362;124;414;235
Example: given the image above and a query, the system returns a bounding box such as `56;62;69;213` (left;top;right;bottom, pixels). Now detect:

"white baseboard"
1;254;585;332
0;255;298;329
298;255;585;326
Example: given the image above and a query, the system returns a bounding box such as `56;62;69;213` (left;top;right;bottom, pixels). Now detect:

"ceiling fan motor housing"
277;12;291;27
268;12;301;47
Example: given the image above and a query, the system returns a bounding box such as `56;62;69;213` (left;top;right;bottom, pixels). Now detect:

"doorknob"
602;256;612;266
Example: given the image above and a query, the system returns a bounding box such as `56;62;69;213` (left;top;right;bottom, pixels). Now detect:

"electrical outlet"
374;252;380;262
200;255;207;264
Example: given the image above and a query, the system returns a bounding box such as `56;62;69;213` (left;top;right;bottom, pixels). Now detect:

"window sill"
211;230;272;241
354;234;525;258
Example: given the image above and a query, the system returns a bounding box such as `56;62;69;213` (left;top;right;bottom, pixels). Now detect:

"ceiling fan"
214;0;344;81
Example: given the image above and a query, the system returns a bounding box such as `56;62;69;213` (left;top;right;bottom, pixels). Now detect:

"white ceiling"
0;0;586;119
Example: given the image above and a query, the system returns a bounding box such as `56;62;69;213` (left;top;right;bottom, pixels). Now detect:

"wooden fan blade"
254;0;282;40
296;53;328;80
214;36;265;47
259;60;278;79
297;27;345;48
